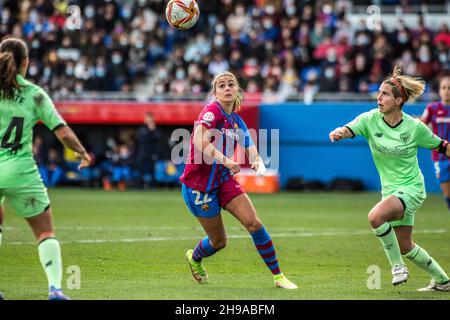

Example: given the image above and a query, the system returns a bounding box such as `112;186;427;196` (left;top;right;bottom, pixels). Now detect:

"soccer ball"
165;0;200;30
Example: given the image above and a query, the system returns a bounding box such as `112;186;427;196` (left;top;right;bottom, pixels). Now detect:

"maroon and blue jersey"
180;101;254;193
422;101;450;161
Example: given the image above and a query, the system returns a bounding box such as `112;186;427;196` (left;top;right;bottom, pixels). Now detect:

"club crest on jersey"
400;133;410;144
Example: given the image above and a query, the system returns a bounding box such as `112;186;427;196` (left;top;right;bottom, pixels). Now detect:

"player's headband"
387;78;408;101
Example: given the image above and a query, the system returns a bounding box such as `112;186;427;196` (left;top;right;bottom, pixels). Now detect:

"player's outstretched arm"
329;126;353;142
193;124;240;174
54;125;91;170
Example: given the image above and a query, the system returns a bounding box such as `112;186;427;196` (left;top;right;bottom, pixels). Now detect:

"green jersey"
345;108;441;192
0;75;65;188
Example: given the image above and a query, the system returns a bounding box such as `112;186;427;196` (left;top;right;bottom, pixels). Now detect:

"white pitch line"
4;229;447;245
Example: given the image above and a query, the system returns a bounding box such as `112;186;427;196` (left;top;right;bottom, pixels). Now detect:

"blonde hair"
383;66;425;105
209;71;244;113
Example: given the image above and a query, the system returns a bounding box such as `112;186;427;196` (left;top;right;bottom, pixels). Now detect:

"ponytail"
0;51;20;100
383;65;425;105
0;36;29;100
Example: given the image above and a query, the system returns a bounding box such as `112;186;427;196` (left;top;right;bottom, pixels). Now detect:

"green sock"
38;238;62;289
373;222;404;267
404;244;450;284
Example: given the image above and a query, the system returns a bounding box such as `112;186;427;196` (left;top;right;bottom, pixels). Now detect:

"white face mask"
85;5;95;18
324;68;335;79
214;35;225;46
215;24;225;34
29;65;38;76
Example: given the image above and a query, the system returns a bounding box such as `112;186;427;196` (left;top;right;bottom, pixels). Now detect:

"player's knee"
367;210;383;228
245;219;263;234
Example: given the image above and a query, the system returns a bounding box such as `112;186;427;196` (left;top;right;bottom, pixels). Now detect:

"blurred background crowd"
0;0;449;101
1;0;449;189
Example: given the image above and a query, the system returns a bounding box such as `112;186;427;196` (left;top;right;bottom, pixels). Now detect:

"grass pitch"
0;189;449;300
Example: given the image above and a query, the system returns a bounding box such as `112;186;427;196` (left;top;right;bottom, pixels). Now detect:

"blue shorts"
182;184;221;218
434;160;450;183
181;179;245;218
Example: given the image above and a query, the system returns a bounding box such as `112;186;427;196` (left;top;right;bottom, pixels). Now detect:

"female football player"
329;66;450;291
0;37;91;299
421;72;450;212
180;71;297;289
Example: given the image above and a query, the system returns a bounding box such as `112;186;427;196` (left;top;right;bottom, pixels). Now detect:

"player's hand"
329;127;344;142
224;159;240;175
251;158;267;176
75;151;91;170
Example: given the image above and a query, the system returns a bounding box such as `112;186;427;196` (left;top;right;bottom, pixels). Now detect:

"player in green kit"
329;66;450;292
0;37;91;300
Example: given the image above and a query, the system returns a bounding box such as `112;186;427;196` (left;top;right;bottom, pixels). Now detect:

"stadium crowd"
0;0;448;100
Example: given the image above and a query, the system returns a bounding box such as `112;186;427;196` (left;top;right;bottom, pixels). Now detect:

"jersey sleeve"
421;104;433;124
416;120;442;150
195;104;221;130
344;111;371;139
33;89;66;130
235;115;254;148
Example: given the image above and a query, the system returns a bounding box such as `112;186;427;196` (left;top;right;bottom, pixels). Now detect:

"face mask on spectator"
75;83;83;94
326;51;336;63
66;66;74;76
323;4;332;15
356;34;369;46
96;67;106;77
29;65;38;77
263;19;273;29
122;6;132;19
215;24;225;34
176;69;186;80
158;69;168;80
155;83;165;94
398;33;409;44
286;6;296;16
43;67;51;77
419;52;430;62
439;52;447;63
112;54;123;64
31;39;40;49
85;5;95;19
1;10;11;23
214;35;225;46
324;68;335;79
135;40;144;49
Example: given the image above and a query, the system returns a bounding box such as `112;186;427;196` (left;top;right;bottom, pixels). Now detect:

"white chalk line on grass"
4;228;447;245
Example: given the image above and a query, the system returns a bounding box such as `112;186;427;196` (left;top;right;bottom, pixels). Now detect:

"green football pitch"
1;189;449;300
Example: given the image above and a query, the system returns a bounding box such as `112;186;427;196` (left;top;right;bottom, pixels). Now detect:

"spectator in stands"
44;148;64;188
0;0;448;98
136;112;163;189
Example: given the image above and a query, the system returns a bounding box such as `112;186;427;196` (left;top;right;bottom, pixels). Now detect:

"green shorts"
0;179;50;218
382;185;426;227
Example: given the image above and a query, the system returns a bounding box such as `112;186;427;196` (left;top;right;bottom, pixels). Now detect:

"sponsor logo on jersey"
374;132;383;138
202;112;215;123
